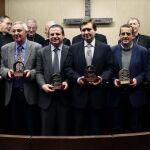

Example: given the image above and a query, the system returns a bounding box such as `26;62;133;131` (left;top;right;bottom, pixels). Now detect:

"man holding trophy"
111;24;148;133
65;17;113;135
0;21;41;134
36;24;69;135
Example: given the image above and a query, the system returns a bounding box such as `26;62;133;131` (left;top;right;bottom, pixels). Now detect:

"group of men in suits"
1;16;150;136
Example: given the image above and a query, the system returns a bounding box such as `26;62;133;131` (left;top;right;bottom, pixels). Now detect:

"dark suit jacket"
27;33;45;46
110;43;148;108
0;40;42;106
36;44;69;109
64;40;113;109
0;32;13;49
135;34;150;49
72;33;107;45
44;38;71;47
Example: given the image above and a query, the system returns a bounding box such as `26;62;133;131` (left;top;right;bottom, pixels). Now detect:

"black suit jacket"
72;33;107;45
65;40;113;109
134;34;150;49
27;33;45;46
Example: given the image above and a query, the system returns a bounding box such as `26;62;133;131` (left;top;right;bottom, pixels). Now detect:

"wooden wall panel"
0;0;5;16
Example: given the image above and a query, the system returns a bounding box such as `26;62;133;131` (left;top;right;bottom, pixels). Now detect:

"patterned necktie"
17;45;23;62
86;44;92;66
53;48;59;74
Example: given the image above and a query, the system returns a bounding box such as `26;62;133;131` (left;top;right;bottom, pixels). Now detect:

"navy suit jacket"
110;43;148;107
65;40;113;109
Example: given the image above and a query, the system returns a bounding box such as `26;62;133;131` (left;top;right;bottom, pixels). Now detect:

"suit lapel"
9;43;16;69
91;41;99;66
24;40;32;66
117;45;122;69
129;44;136;71
60;45;68;71
80;42;86;66
44;45;53;73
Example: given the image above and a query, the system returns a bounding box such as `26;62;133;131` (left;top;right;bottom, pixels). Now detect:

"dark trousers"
111;94;143;133
41;95;68;136
6;88;36;135
0;80;6;133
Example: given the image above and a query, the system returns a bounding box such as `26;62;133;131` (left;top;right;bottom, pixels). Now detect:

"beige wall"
5;0;150;46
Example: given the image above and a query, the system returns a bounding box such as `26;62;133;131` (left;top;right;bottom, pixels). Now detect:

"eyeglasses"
120;32;132;36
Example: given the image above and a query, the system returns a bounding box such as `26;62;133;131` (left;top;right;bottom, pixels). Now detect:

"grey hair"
12;21;28;31
26;18;37;27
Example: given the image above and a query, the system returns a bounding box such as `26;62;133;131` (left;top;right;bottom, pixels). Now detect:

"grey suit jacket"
0;40;42;106
36;44;69;109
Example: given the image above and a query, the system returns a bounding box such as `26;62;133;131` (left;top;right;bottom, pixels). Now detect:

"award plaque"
51;73;64;90
119;69;130;85
83;65;99;83
13;61;25;78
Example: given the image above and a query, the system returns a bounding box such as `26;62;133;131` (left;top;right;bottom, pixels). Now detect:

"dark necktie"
17;45;23;62
86;44;92;66
53;48;59;74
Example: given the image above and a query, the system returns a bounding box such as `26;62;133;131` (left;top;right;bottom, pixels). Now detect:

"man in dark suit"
72;32;107;45
110;24;147;133
1;21;41;135
36;24;69;135
64;18;113;135
44;21;71;46
26;19;45;46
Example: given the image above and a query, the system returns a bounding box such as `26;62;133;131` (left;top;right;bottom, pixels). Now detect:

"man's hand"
114;79;121;87
130;78;137;87
24;70;31;78
77;76;85;86
89;76;102;85
62;81;68;90
41;84;55;93
7;69;14;79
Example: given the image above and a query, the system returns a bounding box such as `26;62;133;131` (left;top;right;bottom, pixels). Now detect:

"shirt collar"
51;43;63;51
84;38;95;47
16;39;27;50
121;42;133;51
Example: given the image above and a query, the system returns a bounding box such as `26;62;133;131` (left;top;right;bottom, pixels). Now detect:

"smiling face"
128;18;140;36
49;26;64;47
12;23;27;45
80;22;96;43
119;26;133;47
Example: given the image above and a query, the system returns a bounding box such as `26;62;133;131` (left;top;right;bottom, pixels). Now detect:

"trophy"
51;73;64;90
119;69;131;85
13;61;25;78
83;65;99;84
